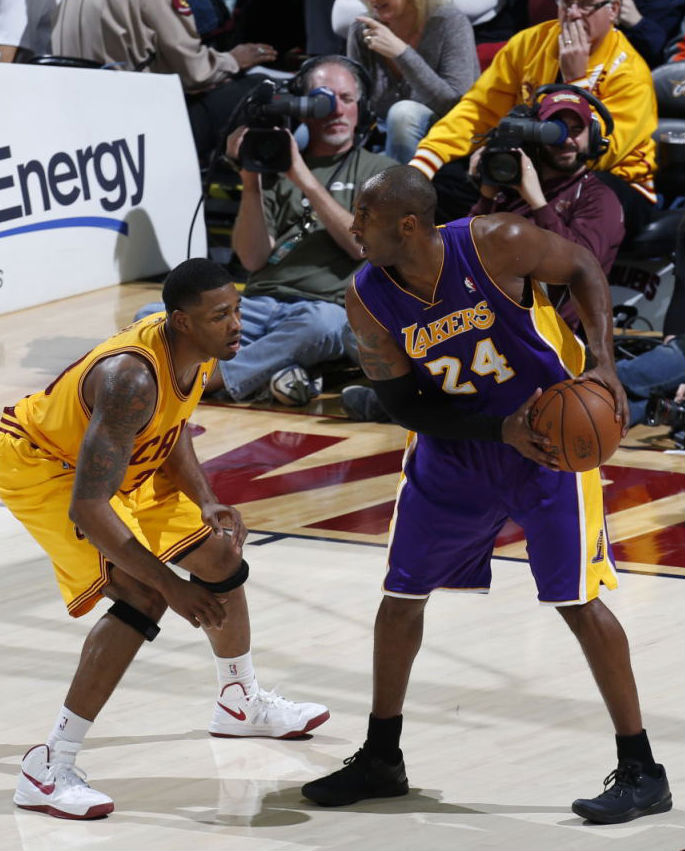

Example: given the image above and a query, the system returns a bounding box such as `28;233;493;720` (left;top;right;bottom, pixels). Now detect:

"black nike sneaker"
572;760;672;824
302;747;409;807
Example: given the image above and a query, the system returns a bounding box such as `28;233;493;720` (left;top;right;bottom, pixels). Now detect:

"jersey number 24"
424;337;514;394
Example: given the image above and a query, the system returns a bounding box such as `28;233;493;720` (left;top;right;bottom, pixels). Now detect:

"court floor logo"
0;134;146;240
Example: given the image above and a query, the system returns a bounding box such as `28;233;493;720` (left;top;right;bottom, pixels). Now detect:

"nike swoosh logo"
23;771;55;795
217;702;246;721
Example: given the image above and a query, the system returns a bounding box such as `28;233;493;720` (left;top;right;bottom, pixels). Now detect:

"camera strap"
267;147;358;266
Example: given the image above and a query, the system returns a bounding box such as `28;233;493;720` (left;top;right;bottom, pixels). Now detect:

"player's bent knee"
190;558;249;593
108;599;161;641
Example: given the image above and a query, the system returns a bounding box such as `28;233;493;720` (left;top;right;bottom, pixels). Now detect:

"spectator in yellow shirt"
409;0;657;243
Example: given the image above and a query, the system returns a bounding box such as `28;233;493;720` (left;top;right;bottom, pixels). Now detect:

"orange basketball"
529;379;622;472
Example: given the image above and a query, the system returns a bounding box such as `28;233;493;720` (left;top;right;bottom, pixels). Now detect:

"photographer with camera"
469;88;624;331
199;55;396;405
409;0;658;245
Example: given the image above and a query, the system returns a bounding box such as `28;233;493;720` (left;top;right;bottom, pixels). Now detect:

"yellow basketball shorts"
0;432;211;617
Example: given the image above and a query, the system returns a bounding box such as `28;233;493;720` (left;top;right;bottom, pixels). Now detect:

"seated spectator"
468;88;624;333
618;211;685;425
617;0;685;68
136;56;396;406
52;0;278;161
347;0;480;163
0;0;58;62
334;1;516;38
617;336;685;426
409;0;658;246
334;1;528;69
340;88;626;421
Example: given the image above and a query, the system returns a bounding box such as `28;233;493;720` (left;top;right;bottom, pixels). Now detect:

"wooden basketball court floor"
0;283;683;851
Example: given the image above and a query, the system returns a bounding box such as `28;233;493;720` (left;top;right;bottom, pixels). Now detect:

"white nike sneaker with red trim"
13;743;114;819
209;681;330;738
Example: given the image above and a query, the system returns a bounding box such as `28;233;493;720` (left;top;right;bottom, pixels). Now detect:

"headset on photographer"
532;83;614;160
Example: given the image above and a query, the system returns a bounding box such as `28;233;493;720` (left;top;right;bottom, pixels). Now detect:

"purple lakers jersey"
353;218;585;419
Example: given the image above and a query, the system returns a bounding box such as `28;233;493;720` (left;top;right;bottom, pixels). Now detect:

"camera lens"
484;151;520;184
646;395;685;430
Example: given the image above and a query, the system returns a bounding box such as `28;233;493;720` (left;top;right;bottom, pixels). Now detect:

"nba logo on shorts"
591;529;605;563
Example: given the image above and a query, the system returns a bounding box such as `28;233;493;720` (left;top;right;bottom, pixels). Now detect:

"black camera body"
479;105;568;186
646;394;685;431
238;80;335;173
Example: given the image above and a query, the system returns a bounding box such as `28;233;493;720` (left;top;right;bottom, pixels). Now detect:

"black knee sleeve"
190;558;249;593
108;600;161;641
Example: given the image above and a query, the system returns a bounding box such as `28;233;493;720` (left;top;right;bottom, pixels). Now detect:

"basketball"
529;378;622;472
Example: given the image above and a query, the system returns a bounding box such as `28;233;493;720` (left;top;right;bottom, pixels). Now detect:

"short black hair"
162;258;232;313
362;165;437;227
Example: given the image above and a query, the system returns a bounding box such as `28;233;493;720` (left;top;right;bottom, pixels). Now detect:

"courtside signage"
0;65;206;314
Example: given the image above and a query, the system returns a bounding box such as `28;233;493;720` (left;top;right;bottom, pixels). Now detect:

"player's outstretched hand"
502;389;560;469
163;573;228;630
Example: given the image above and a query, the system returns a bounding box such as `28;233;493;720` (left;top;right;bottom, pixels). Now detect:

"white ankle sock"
213;649;256;694
46;706;92;760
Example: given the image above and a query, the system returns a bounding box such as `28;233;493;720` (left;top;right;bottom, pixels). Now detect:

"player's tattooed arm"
73;355;156;501
356;326;399;380
345;282;410;381
68;356;228;629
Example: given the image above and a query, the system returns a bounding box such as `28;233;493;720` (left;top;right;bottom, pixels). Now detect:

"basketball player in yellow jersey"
0;258;329;820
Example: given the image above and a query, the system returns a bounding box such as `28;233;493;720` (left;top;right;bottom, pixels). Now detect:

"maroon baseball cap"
538;89;593;126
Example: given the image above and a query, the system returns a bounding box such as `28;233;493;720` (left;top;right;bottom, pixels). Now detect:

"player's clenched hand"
163;573;227;630
502;389;560;470
201;502;247;550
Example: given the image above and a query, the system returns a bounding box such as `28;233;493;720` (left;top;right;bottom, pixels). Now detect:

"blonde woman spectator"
333;0;505;35
347;0;480;162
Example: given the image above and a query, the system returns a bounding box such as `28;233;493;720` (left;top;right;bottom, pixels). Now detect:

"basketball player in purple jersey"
302;166;672;824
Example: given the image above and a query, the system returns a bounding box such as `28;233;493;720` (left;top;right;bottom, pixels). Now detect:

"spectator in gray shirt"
348;0;480;163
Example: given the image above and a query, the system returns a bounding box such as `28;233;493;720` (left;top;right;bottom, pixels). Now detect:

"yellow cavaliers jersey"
2;312;215;494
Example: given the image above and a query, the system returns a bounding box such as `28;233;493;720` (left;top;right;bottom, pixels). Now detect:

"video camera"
478;105;568;186
646;392;685;449
646;394;685;431
237;80;336;173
